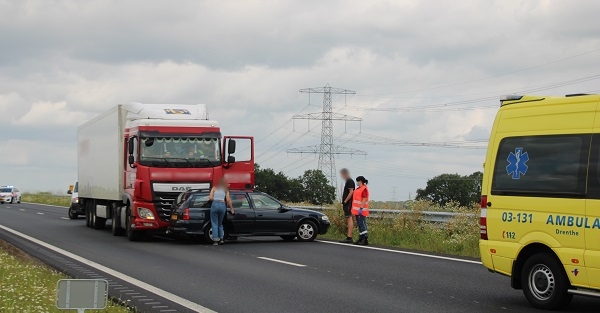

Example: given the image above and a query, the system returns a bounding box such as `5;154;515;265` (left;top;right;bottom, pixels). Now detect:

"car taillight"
479;195;488;240
182;208;190;220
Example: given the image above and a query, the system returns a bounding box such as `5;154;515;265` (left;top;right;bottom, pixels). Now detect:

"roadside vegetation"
0;240;134;313
320;200;480;258
21;192;70;207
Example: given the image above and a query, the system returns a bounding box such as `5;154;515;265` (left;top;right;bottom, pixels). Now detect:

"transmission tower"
287;84;366;190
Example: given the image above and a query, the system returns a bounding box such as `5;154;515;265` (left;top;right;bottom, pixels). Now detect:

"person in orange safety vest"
351;176;370;245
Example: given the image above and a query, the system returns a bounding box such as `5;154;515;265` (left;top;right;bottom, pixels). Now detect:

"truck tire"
91;203;107;230
111;207;124;236
521;252;572;310
85;202;92;227
126;215;143;241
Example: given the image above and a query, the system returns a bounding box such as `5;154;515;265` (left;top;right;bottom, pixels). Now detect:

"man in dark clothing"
339;168;355;243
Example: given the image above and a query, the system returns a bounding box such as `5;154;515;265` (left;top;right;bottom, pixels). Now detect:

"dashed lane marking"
257;256;306;267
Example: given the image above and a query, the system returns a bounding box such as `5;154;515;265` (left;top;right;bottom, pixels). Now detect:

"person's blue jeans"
356;215;368;238
210;201;226;241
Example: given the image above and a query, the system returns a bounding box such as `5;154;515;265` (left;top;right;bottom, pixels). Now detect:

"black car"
168;190;330;242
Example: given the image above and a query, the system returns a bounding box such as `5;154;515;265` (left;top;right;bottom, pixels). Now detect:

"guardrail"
290;205;475;223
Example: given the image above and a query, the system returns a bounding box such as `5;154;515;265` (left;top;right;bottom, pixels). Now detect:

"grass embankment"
0;240;134;313
21;193;70;207
319;200;481;258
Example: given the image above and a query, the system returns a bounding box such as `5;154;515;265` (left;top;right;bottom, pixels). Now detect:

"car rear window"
491;134;590;197
188;194;212;208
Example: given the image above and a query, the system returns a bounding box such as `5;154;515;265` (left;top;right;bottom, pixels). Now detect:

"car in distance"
66;182;83;219
0;186;21;204
168;190;330;243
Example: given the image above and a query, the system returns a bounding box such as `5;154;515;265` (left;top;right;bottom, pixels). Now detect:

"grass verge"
320;200;481;258
21;193;70;207
0;240;134;313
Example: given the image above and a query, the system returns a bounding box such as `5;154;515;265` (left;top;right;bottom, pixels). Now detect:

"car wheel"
111;207;125;236
521;253;573;310
280;235;296;241
203;224;215;244
68;206;78;220
126;214;143;241
296;220;318;242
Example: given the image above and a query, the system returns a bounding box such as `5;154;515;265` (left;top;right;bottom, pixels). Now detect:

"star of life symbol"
506;147;529;179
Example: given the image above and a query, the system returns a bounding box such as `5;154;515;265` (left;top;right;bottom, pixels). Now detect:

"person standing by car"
209;178;234;245
339;168;355;243
352;176;370;245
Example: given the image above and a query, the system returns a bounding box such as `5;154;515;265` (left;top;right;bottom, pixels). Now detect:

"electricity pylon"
287;84;366;190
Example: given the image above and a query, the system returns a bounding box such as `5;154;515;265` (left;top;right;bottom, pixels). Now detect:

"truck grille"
152;191;179;222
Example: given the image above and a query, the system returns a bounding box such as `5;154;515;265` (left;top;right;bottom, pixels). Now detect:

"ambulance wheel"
521;253;572;310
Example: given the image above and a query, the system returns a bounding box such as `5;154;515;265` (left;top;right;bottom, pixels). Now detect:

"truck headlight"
73;197;79;204
138;207;155;220
321;215;329;221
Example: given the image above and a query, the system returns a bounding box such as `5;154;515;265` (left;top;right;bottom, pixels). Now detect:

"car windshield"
0;188;12;193
139;136;221;168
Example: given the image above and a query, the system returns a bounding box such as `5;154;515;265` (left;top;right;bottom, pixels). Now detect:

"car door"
226;192;256;235
250;193;294;233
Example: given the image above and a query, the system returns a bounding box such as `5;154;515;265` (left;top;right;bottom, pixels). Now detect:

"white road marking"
0;224;216;313
37;212;44;215
22;202;68;208
60;217;69;220
316;240;482;265
19;209;25;211
257;256;306;267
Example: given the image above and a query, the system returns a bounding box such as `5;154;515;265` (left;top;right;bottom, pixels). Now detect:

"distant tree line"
416;171;482;207
254;164;335;205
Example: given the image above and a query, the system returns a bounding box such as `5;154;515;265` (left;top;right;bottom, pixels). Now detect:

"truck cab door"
223;136;254;189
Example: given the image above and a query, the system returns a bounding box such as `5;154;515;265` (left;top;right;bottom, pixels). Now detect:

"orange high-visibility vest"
351;185;369;216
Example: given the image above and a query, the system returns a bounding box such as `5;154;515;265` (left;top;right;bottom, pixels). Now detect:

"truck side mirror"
128;138;135;154
67;190;72;195
227;155;236;163
128;155;135;166
227;139;236;154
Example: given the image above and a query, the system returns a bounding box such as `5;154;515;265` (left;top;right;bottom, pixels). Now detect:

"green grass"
0;240;134;313
21;193;70;207
320;200;481;258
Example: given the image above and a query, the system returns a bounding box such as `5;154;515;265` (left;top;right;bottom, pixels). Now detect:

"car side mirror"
228;139;236;154
227;155;235;163
67;190;72;195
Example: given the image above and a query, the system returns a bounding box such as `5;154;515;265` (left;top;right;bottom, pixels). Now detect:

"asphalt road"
1;202;599;313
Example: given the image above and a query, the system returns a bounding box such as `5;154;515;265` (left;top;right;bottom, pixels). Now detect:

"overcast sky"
1;0;600;200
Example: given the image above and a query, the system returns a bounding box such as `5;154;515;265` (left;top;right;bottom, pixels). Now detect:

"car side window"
189;194;212;208
230;193;250;209
250;194;281;210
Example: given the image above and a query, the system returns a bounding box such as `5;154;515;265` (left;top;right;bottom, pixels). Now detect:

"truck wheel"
91;204;106;229
68;206;78;220
111;207;124;236
521;253;573;310
296;220;318;242
126;215;143;241
85;203;92;227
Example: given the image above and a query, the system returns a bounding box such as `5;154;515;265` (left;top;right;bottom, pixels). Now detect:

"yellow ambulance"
480;93;600;309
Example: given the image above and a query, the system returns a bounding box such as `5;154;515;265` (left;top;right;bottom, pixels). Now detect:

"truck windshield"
139;137;221;168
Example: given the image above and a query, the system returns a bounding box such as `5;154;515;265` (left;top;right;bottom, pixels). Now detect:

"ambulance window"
491;134;590;197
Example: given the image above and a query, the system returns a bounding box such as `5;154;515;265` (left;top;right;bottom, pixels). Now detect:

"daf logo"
172;186;192;191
